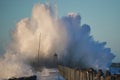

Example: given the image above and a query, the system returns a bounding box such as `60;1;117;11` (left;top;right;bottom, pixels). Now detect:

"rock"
8;75;37;80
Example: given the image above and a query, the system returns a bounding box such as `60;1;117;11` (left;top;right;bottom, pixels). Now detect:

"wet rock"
8;75;37;80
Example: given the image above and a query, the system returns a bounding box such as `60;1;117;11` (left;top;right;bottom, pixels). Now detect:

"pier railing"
58;65;120;80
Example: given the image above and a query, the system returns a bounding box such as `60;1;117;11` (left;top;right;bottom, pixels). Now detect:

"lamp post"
54;53;60;80
54;53;58;68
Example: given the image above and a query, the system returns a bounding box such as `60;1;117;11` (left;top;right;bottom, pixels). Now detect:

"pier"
58;65;120;80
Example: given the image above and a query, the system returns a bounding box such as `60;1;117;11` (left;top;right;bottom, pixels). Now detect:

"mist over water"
0;2;115;79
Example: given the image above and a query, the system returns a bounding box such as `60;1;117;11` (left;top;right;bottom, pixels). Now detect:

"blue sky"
0;0;120;62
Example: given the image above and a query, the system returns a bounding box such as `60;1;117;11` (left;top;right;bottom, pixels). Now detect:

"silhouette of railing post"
75;69;80;80
67;67;71;80
80;70;83;80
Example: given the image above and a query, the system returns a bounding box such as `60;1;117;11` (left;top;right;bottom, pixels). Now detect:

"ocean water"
0;68;64;80
36;68;65;80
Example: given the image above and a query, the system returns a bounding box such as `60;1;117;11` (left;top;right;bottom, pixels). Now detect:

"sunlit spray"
0;1;115;79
